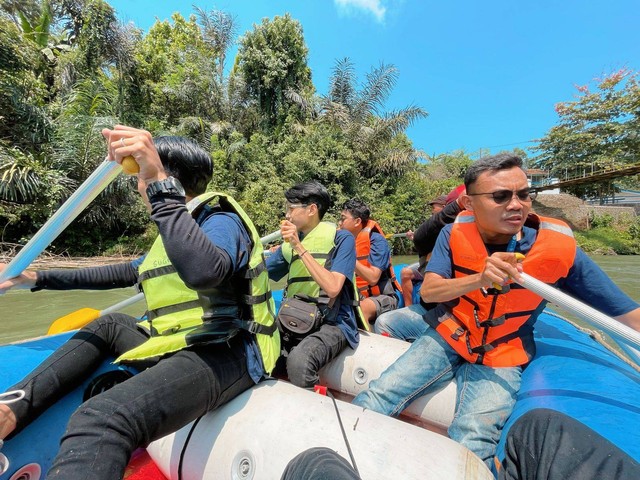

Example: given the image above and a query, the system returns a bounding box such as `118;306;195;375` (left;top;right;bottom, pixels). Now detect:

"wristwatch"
145;176;186;198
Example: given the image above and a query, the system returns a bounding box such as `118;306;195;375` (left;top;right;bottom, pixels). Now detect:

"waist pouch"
277;295;324;344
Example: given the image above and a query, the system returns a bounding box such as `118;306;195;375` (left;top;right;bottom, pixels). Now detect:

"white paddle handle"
0;160;122;283
517;272;640;350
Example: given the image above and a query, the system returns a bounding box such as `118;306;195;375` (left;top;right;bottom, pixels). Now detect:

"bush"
575;228;640;255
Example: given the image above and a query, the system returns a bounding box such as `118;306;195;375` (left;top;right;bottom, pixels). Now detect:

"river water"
0;255;638;345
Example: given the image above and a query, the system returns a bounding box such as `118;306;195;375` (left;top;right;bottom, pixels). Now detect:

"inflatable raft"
1;305;639;478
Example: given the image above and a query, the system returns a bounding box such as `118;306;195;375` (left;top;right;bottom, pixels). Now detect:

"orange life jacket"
355;219;401;298
427;212;576;367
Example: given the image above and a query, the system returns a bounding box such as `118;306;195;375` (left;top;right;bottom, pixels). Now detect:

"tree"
134;13;220;129
320;58;428;178
236;14;314;132
0;17;51;152
533;69;640;197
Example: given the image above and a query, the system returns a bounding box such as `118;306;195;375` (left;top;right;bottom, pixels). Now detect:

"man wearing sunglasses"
353;153;640;471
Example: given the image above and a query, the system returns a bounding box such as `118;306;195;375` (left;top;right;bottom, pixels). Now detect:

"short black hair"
341;198;370;224
153;136;213;197
285;181;331;219
464;153;524;191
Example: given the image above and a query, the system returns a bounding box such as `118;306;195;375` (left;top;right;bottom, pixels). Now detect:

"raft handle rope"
325;389;360;476
0;390;25;405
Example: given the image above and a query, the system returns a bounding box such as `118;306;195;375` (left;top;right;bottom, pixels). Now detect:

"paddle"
515;271;640;363
47;229;284;333
47;292;145;335
385;233;409;239
0;159;126;284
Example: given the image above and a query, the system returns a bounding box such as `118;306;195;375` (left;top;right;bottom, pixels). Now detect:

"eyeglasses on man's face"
285;202;308;213
467;188;537;205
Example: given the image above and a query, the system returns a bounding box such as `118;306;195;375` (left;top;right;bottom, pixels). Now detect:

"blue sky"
109;0;639;158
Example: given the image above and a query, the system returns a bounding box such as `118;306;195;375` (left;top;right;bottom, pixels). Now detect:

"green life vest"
281;222;367;330
117;192;280;375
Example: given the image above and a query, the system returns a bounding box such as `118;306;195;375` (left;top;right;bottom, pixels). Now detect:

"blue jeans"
374;304;430;342
352;327;522;470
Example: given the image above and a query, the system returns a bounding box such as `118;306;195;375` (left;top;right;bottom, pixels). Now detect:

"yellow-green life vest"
117;192;280;374
281;222;367;330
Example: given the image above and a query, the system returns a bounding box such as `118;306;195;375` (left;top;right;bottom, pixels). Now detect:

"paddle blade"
47;307;100;334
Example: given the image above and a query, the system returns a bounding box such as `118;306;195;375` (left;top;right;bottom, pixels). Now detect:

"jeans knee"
373;312;390;334
69;394;138;445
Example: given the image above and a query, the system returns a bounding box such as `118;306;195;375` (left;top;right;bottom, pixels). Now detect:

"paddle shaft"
100;292;145;316
516;272;640;350
0;160;122;283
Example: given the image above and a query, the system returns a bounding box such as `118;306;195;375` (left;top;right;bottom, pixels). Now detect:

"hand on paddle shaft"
101;125;166;183
480;252;524;291
0;265;36;293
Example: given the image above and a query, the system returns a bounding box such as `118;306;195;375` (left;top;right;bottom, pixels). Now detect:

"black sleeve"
149;195;235;291
413;201;462;257
34;262;138;291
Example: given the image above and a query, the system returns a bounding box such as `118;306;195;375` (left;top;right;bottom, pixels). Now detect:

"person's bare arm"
614;308;640;333
355;262;382;285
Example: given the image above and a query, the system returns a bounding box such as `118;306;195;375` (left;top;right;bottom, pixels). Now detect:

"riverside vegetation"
1;3;638;257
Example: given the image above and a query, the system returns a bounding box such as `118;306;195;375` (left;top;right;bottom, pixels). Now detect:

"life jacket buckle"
161;325;181;335
246;321;262;334
451;327;465;341
480;315;506;327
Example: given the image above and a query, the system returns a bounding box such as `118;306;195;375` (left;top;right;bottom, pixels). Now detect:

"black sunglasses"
468;188;537;205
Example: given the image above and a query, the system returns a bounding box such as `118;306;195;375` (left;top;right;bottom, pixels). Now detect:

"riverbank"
0;250;138;270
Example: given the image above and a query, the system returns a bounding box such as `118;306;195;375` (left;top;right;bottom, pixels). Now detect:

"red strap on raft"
313;385;328;396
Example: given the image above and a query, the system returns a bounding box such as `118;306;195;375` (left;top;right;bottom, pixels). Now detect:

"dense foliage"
0;2;637;256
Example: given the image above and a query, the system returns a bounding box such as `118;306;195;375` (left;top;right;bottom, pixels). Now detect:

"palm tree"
320;58;428;176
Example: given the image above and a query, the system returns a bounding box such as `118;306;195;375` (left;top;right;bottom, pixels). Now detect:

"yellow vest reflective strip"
281;223;368;331
117;192;279;374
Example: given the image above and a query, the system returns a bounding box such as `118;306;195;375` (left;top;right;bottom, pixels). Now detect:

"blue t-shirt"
427;224;639;317
131;209;266;384
267;228;359;348
368;232;392;271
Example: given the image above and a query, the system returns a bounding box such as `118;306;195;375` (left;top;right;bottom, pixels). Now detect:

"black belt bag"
277;295;325;343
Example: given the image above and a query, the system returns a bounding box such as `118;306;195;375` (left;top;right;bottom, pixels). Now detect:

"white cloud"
334;0;387;22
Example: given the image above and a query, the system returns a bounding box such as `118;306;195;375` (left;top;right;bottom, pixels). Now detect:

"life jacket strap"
287;276;314;285
243;290;272;305
243;261;267;279
470;325;535;354
147;299;202;321
138;264;176;283
292;252;331;262
477;314;506;328
233;319;278;335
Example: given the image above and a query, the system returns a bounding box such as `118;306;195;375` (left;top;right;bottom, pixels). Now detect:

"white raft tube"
147;380;491;480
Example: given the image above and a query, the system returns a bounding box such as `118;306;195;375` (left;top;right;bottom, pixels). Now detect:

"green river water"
0;255;638;345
